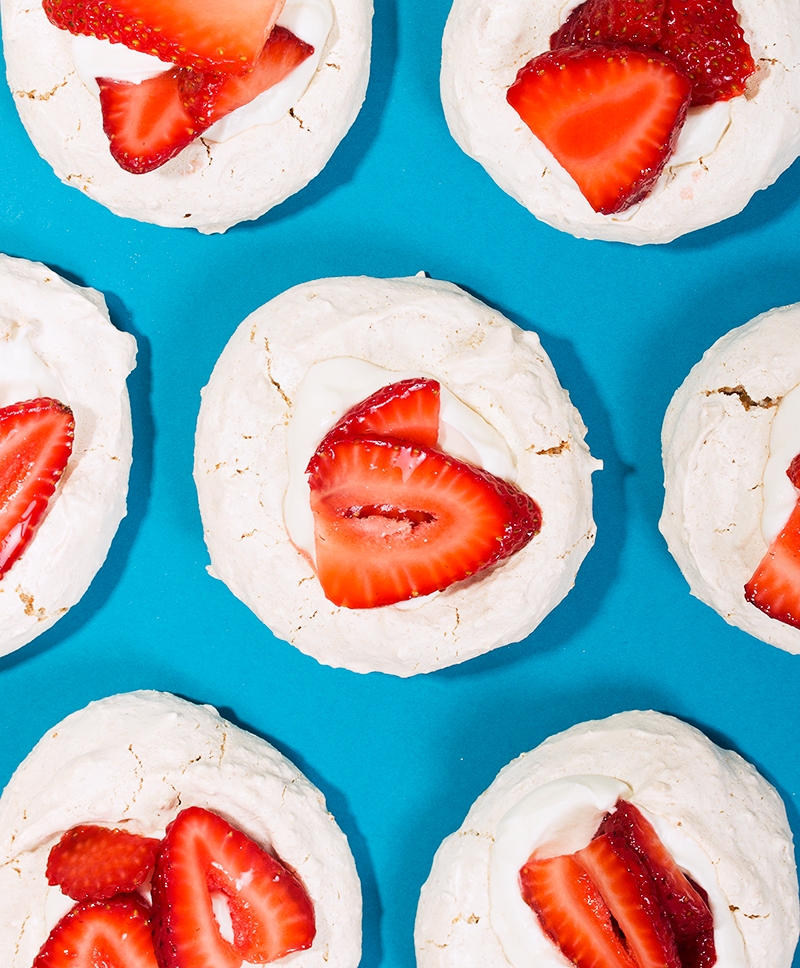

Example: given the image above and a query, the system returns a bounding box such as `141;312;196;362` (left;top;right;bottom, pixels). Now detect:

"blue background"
1;0;800;965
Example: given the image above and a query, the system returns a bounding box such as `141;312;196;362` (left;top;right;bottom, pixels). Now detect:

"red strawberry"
317;378;441;451
46;825;161;902
179;27;314;128
507;46;691;214
551;0;667;50
745;454;800;629
151;806;315;968
655;0;755;105
306;435;541;609
576;834;681;968
32;894;158;968
0;397;73;580
597;801;716;968
519;853;638;968
98;70;202;174
41;0;286;75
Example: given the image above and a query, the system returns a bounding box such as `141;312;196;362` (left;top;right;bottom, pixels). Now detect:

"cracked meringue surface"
0;254;135;658
660;302;800;653
0;690;362;968
0;0;372;232
193;274;600;677
440;0;800;243
414;710;799;968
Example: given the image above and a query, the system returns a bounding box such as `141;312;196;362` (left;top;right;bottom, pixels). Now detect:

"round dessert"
660;302;800;654
0;690;362;968
194;273;600;677
0;253;136;658
415;710;799;968
0;0;372;233
440;0;800;244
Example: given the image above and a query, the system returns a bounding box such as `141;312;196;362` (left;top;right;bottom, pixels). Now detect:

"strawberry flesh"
0;397;73;580
307;435;542;609
32;894;159;968
150;806;315;968
551;0;667;50
507;45;691;214
42;0;287;75
46;825;161;902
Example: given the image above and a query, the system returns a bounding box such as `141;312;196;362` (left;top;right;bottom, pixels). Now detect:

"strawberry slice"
551;0;667;51
41;0;286;75
0;397;73;580
507;46;691;215
179;27;314;128
597;801;716;968
576;833;681;968
46;825;161;902
318;378;441;451
151;806;315;968
32;894;158;968
744;452;800;629
519;853;638;968
306;435;542;609
98;70;202;174
655;0;754;105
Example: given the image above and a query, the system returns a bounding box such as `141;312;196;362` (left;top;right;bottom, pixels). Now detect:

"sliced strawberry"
179;26;314;128
597;801;716;968
41;0;286;75
98;70;203;174
507;45;691;214
745;483;800;630
46;825;161;902
32;894;158;968
306;435;541;609
551;0;667;51
655;0;754;105
0;397;73;580
151;806;315;968
520;853;638;968
576;833;681;968
317;378;441;452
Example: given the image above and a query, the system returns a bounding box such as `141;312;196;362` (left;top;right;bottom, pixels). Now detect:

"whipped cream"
761;381;800;544
489;775;744;968
0;322;68;408
71;0;334;143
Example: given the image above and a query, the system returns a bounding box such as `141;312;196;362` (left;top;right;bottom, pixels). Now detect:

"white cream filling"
71;0;334;143
761;382;800;545
0;322;68;408
489;775;745;968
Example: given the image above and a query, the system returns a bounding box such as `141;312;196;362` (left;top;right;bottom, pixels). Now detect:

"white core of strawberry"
0;324;68;408
488;776;745;968
761;381;800;544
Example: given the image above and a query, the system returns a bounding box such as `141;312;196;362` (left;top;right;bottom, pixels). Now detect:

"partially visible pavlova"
441;0;800;243
194;274;600;676
0;0;371;231
0;691;362;968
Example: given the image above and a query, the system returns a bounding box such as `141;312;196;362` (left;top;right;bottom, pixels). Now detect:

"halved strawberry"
655;0;754;105
32;894;158;968
306;435;542;608
41;0;286;75
46;825;161;902
0;397;73;580
519;853;638;968
551;0;667;51
507;46;691;214
576;833;681;968
179;27;314;128
98;70;202;174
151;806;315;968
597;801;716;968
317;378;441;452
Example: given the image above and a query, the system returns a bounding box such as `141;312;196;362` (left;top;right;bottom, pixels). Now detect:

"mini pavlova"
1;0;372;232
441;0;800;244
194;273;600;677
0;253;135;658
660;302;800;653
0;690;362;968
415;710;799;968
